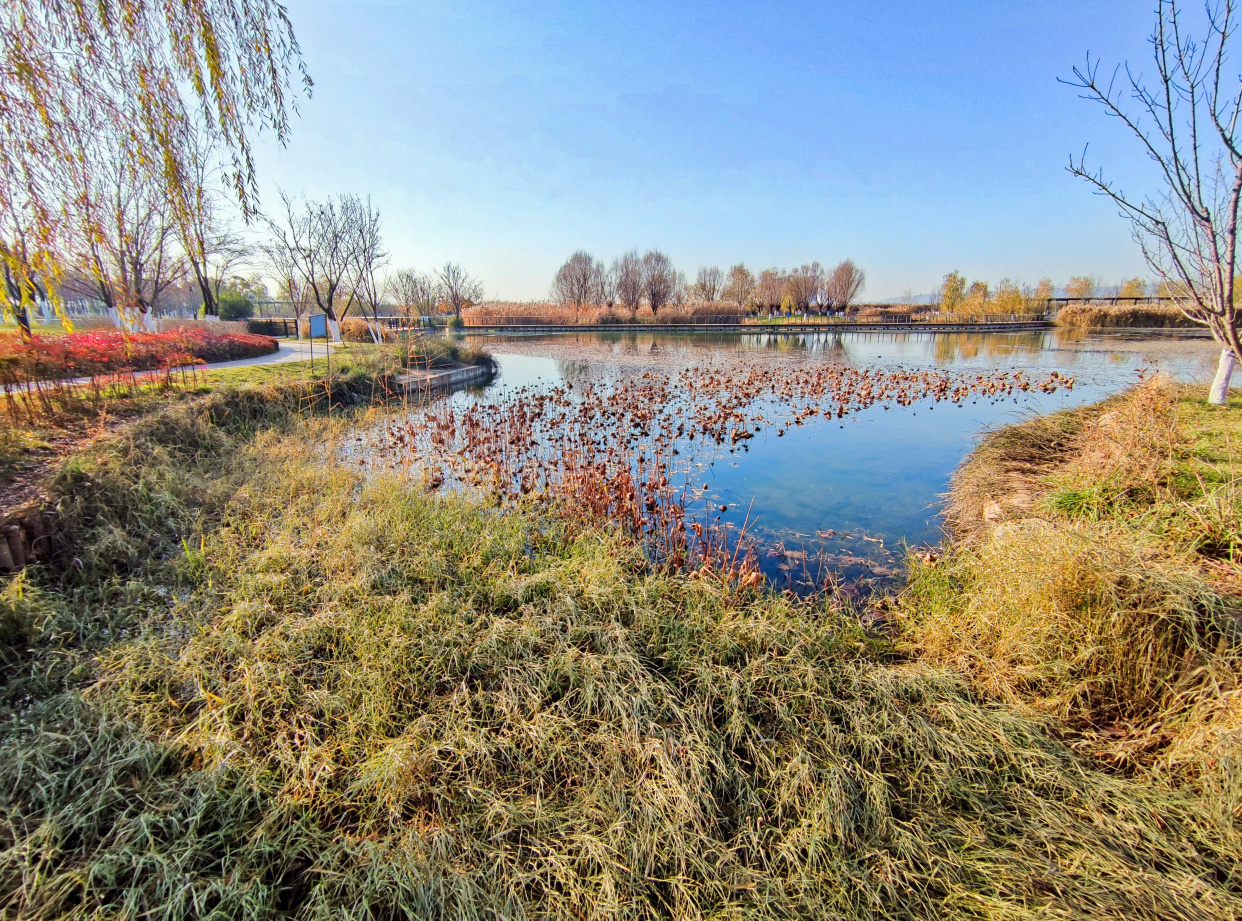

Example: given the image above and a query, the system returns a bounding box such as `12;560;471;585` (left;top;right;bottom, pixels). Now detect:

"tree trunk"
1209;348;1236;405
328;318;342;343
15;305;32;342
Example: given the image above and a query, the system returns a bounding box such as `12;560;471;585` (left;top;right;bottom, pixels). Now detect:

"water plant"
376;360;1073;588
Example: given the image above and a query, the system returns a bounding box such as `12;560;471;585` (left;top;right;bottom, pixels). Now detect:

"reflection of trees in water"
928;332;1049;363
556;359;596;383
479;329;1212;382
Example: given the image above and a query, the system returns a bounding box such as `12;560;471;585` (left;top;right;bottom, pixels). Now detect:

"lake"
378;327;1220;592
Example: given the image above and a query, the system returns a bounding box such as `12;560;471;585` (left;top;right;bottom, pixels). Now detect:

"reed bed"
1055;303;1199;328
1;394;1240;919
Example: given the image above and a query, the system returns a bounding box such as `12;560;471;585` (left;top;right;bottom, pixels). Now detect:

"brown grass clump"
1056;303;1199;328
907;380;1242;786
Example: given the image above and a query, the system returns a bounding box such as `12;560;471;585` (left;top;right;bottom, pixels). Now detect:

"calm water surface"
435;328;1219;588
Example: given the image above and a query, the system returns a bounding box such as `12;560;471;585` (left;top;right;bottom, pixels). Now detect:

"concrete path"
202;337;337;371
52;338;337;386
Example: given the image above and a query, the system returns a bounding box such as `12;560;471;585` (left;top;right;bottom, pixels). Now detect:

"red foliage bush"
0;328;279;383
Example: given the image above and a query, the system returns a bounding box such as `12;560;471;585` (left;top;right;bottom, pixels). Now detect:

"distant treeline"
547;251;867;316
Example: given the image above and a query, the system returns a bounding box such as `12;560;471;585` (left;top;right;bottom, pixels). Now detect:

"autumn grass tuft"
1055;302;1199;327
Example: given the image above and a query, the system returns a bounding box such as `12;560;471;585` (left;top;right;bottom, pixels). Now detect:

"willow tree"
0;0;310;330
1067;0;1242;403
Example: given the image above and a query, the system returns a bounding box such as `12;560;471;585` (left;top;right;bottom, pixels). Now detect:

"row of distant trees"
551;252;866;316
3;138;487;342
934;272;1167;316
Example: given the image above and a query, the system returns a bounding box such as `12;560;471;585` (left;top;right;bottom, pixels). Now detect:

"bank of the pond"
903;380;1242;782
1;379;1241;919
0;339;495;523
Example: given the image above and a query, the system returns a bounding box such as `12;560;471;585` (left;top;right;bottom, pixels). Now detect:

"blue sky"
253;0;1163;300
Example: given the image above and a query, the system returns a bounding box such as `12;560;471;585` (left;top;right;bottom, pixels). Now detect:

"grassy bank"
1;378;1241;917
0;337;494;516
905;380;1242;789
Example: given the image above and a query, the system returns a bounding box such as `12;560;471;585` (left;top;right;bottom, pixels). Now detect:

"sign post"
308;314;331;407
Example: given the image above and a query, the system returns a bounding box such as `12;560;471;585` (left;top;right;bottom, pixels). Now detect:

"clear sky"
252;0;1164;301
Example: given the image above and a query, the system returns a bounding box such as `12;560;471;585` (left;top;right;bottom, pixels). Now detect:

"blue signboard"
309;314;327;338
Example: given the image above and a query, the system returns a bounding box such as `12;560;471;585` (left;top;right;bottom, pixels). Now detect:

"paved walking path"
51;338;337;387
198;338;336;372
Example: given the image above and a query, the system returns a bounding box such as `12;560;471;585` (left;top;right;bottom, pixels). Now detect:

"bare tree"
385;268;441;319
641;250;675;317
552;250;605;313
824;260;866;310
612;249;644;317
1065;0;1242;402
265;191;360;342
694;265;723;302
755;269;786;313
724;263;755;310
437;262;484;321
787;262;824;311
670;269;689;308
169;124;236;319
595;262;615;306
62;130;186;330
262;232;309;338
347;197;388;343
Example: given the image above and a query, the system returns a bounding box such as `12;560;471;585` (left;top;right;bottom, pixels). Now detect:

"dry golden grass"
907;380;1242;787
1056;303;1199;327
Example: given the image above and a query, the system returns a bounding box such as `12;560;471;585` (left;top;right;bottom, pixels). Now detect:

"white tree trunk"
1209;348;1236;406
328;318;342;343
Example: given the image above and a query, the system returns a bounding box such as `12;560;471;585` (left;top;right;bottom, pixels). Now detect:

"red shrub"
0;329;279;383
